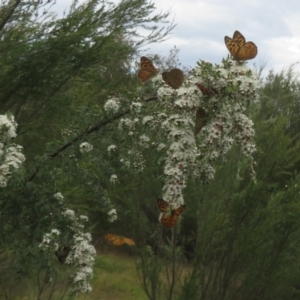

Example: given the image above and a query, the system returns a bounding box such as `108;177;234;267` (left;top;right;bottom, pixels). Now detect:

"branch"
26;95;158;182
0;0;21;32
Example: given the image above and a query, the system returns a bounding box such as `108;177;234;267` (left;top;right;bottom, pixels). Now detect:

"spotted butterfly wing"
157;198;169;213
233;30;245;47
235;42;257;60
160;204;186;228
225;30;257;61
137;56;158;83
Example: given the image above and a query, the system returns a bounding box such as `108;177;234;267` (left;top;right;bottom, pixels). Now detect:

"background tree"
0;0;174;297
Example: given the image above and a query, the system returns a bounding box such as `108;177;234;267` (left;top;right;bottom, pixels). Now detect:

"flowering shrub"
0;114;25;187
39;193;96;294
104;59;258;209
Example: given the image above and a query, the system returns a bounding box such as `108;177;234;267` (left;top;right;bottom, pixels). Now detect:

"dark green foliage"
2;1;300;299
0;0;174;297
178;68;300;300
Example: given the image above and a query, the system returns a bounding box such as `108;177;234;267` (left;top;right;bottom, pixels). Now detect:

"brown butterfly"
196;83;218;96
157;198;169;213
162;68;184;89
55;246;70;264
157;198;186;228
104;233;136;246
137;56;158;83
195;107;208;135
224;30;257;61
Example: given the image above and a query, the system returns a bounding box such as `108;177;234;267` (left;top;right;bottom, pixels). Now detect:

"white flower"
51;229;60;235
130;102;142;113
0;114;25;188
142;116;154;125
79;215;88;222
119;118;135;130
157;143;166;151
0;114;17;138
120;158;130;167
107;208;117;222
80;142;93;153
107;144;117;152
104;97;120;114
110;174;118;183
63;209;76;219
54;192;64;201
139;134;150;148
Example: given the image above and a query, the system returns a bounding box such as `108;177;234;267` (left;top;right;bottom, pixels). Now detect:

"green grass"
8;249;190;300
83;251;148;300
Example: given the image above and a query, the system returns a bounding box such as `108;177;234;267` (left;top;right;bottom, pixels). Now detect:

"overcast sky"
54;0;300;76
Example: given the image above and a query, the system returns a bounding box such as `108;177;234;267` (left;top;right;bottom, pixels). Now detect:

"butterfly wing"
162;68;184;89
105;234;123;245
123;237;136;246
174;204;186;216
160;212;177;228
225;31;257;61
233;30;245;47
224;36;239;57
105;234;135;246
160;204;186;228
195;107;207;135
235;42;257;60
157;198;169;213
137;56;158;83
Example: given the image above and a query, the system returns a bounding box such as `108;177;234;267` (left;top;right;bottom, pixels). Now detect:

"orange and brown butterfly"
137;56;158;83
157;198;186;228
104;233;136;246
162;68;184;89
224;30;257;61
195;107;208;136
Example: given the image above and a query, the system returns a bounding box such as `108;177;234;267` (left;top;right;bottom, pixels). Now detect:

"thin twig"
27;95;158;182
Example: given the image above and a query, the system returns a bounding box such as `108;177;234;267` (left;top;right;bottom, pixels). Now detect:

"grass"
84;250;148;300
6;247;192;300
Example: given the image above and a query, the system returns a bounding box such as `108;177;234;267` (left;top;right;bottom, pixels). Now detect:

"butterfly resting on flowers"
137;56;184;89
157;198;186;228
224;30;257;61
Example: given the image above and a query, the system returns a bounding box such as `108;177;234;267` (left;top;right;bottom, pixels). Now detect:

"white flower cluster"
107;208;117;222
39;193;96;294
142;115;154;125
118;118;135;131
80;142;93;153
110;174;118;183
39;229;61;252
139;134;150;148
68;232;96;294
120;158;130;167
130;102;142;113
54;192;64;201
104;97;120;114
0;114;25;188
107;144;117;153
115;59;258;207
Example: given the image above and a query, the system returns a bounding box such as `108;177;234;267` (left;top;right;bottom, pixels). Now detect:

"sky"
53;0;300;76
